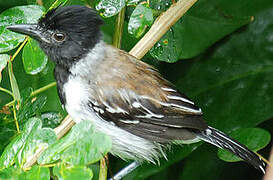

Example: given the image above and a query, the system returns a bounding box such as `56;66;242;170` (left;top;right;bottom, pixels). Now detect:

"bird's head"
7;5;103;67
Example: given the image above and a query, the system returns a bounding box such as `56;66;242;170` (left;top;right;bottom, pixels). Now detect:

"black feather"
37;5;104;68
196;126;266;173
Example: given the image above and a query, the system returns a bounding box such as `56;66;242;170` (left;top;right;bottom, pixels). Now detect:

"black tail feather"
196;126;266;174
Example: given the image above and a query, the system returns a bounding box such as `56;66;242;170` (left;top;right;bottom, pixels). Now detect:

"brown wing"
88;46;208;143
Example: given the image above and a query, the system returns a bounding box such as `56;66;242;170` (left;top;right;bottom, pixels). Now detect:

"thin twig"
5;82;56;107
99;156;108;180
3;36;29;133
0;87;13;96
31;82;56;97
23;0;198;169
112;7;126;49
12;103;20;133
10;37;28;62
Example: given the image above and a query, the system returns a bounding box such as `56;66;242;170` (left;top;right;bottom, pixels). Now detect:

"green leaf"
38;120;112;166
22;38;48;75
0;1;28;12
0;54;9;82
0;166;50;180
24;165;50;180
53;164;93;180
217;128;271;162
41;112;62;128
0;5;44;53
17;88;47;124
146;3;273;179
128;3;153;38
26;0;37;5
17;117;57;167
0;117;56;169
43;0;85;11
129;1;273;179
126;0;141;6
179;144;229;180
96;0;126;17
0;126;16;153
0;166;23;179
0;117;38;169
149;0;172;11
173;6;273;131
8;61;20;101
88;164;100;180
149;0;253;62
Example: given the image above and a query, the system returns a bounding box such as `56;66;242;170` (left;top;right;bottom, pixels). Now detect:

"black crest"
36;5;104;68
39;5;104;31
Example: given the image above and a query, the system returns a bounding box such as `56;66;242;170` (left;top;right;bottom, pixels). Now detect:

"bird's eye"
53;32;66;42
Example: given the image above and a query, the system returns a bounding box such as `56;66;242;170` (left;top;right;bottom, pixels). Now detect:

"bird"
7;5;266;179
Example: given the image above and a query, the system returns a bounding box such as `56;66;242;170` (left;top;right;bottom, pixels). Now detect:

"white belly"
63;76;164;162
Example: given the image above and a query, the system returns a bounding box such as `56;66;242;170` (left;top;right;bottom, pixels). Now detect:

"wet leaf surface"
0;5;44;53
128;3;153;38
0;117;56;169
38;120;111;166
96;0;125;17
0;54;9;82
22;38;48;75
53;164;93;180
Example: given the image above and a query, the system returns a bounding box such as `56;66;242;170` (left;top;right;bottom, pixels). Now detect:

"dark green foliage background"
0;0;272;179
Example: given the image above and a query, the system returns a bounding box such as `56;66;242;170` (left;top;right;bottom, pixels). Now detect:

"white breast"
63;44;165;162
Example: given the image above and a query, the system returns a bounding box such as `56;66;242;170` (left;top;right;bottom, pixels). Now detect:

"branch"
99;156;108;180
23;0;198;169
31;82;56;97
129;0;197;59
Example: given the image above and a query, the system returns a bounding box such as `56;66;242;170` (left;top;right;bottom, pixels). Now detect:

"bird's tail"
196;126;266;173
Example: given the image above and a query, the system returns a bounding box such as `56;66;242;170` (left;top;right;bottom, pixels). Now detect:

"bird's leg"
108;161;140;180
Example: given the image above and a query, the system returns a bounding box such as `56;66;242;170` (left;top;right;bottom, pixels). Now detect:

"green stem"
8;61;21;133
10;37;28;62
5;100;15;107
31;82;56;96
112;7;126;48
0;87;13;97
12;103;20;133
99;156;108;180
47;0;69;12
5;82;56;107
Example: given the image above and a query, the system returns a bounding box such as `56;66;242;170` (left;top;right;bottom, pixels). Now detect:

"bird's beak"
6;24;49;43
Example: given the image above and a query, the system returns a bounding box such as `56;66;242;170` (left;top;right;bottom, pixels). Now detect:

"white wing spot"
135;102;164;119
140;95;202;114
206;128;212;135
161;87;176;92
102;101;128;114
132;102;141;108
93;106;100;112
259;165;265;174
167;95;195;105
93;101;99;106
120;119;140;124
